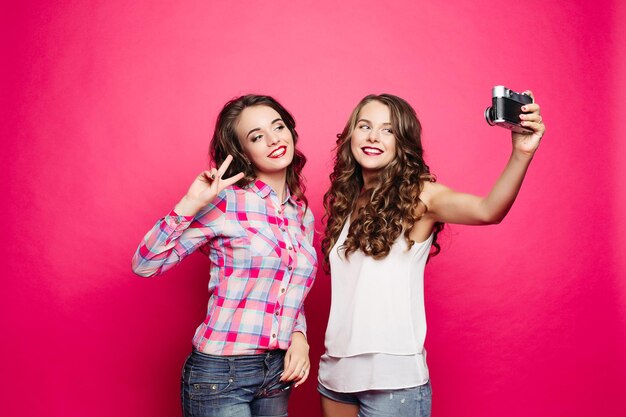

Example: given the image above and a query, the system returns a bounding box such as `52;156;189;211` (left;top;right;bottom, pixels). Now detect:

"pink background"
3;1;625;416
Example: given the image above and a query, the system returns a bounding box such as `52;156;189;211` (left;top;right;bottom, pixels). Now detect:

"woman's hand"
512;90;546;157
281;332;310;388
174;155;244;216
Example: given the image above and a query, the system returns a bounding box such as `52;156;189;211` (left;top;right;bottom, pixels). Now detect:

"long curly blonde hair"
321;94;443;270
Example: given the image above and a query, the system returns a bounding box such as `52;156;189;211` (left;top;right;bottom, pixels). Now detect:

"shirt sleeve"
292;306;307;337
131;192;227;277
303;206;315;246
292;206;315;337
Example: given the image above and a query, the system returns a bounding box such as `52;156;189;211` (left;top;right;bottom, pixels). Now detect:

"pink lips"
268;146;287;158
361;146;383;156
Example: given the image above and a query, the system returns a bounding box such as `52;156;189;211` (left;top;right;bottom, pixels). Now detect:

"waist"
191;348;286;363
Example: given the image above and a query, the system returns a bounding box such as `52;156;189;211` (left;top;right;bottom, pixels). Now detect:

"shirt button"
287;266;293;271
174;218;180;224
281;288;286;293
288;246;293;251
272;333;276;338
275;311;279;316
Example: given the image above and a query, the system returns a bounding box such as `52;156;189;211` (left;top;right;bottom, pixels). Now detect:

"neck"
361;170;379;189
257;172;288;201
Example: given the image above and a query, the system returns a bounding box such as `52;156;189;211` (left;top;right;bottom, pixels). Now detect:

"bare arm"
424;92;545;226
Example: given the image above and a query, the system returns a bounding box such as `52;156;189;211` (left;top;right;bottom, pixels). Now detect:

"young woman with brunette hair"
318;93;545;417
132;94;317;417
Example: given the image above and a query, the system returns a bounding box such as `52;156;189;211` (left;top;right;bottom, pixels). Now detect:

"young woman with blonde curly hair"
318;93;545;417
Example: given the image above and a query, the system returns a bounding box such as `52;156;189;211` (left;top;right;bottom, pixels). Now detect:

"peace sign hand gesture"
174;155;245;216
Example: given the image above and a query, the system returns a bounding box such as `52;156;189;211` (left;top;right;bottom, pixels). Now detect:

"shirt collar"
248;179;297;206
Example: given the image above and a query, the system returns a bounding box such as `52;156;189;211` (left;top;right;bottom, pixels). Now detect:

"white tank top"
318;219;433;392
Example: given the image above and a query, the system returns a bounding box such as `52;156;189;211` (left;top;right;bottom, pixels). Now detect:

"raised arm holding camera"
318;90;545;417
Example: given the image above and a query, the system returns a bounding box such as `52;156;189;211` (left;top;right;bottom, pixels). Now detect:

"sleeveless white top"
318;219;433;392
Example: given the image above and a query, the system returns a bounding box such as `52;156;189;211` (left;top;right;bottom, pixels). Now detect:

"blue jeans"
318;381;432;417
181;349;292;417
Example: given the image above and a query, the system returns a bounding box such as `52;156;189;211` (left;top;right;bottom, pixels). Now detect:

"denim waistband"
191;348;286;365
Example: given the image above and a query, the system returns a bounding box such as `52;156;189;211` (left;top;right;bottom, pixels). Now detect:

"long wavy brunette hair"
321;94;443;270
209;94;307;206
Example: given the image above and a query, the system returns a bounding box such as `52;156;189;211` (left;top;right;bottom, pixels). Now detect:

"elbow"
131;247;162;277
478;213;505;225
132;268;157;278
475;202;506;225
132;266;155;278
131;259;158;278
476;204;509;225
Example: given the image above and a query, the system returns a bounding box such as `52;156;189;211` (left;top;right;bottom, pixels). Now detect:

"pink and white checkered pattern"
132;180;317;355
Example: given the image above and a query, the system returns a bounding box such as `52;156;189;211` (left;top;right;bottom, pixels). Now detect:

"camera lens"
484;107;496;126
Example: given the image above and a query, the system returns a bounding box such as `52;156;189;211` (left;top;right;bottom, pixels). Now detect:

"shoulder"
223;184;252;203
419;180;454;220
420;181;450;207
198;187;235;216
295;201;315;229
303;204;315;220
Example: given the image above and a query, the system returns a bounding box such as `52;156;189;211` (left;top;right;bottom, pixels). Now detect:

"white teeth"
269;147;286;158
362;147;383;155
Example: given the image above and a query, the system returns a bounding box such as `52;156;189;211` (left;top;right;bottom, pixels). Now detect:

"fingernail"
522;106;527;111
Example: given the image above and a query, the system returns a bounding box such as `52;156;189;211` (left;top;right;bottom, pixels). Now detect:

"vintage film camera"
484;86;533;133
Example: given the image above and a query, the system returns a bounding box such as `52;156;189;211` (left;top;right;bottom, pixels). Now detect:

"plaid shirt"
132;180;317;355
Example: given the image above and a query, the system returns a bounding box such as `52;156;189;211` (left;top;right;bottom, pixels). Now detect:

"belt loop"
264;350;272;369
228;357;236;379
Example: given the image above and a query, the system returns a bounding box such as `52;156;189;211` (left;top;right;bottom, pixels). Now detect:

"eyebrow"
357;118;392;126
246;118;284;137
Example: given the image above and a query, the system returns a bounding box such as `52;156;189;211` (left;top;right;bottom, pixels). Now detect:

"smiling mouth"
361;146;383;156
268;146;287;158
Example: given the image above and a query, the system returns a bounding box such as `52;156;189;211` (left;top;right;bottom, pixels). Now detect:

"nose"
265;132;279;146
367;129;379;142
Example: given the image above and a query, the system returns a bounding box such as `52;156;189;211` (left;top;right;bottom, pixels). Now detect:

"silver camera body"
484;86;533;133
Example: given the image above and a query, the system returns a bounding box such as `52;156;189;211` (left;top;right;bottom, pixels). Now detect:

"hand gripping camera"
484;86;533;133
